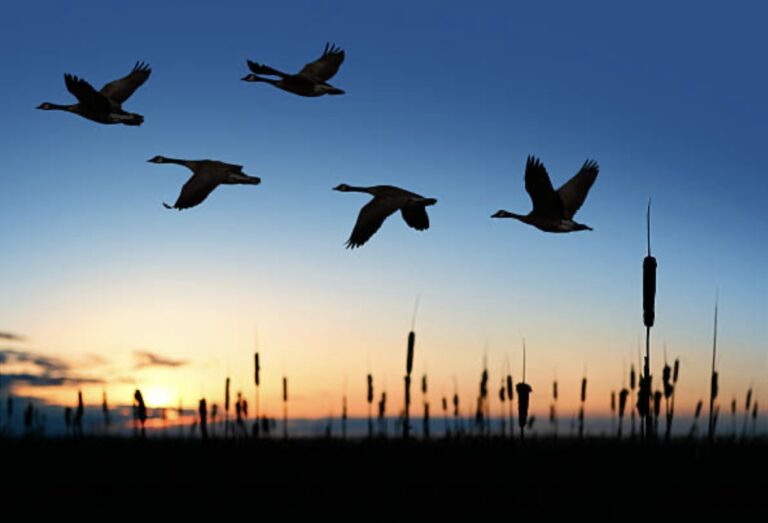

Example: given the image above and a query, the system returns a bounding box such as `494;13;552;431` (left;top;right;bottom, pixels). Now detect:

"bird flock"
37;44;599;248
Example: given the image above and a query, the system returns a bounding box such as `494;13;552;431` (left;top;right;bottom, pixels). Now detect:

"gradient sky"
1;1;766;421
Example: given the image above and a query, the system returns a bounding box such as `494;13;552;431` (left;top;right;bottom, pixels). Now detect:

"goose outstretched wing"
298;43;345;83
64;74;110;112
165;172;222;210
100;62;151;105
401;206;430;231
345;197;401;249
524;155;563;218
557;159;599;219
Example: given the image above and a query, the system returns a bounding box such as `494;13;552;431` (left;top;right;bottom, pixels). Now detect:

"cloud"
0;373;103;387
0;349;101;390
0;332;25;341
0;349;69;372
133;351;187;369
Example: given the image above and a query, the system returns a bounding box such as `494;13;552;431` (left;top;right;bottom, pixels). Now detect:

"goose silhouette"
492;155;599;232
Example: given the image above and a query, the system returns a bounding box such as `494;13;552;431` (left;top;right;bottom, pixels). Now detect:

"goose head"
36;102;65;111
333;183;352;192
147;155;168;164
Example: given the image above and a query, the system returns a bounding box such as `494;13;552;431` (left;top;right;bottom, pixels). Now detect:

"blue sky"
0;1;766;416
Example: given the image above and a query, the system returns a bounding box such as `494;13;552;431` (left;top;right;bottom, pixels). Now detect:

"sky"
0;1;766;426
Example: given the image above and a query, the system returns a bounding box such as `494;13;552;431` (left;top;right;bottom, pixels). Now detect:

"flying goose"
37;62;151;125
147;156;261;210
492;155;599;233
334;184;437;249
242;43;346;97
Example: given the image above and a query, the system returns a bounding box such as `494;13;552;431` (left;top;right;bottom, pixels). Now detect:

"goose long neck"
347;185;373;194
163;157;193;167
43;103;72;111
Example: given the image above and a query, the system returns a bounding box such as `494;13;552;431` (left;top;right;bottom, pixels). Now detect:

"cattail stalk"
422;374;429;439
367;374;374;438
134;389;146;438
642;200;657;440
282;376;288;439
708;297;719;442
254;352;260;438
498;382;506;437
516;341;532;441
403;331;414;439
618;388;629;438
225;377;231;439
199;398;208;440
506;374;514;440
689;400;703;439
579;376;587;439
550;379;557;439
742;388;753;440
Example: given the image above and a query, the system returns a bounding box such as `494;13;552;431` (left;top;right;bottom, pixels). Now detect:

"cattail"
641;201;657;440
224;377;231;439
673;358;680;384
730;397;737;438
742;388;753;439
618;388;629;438
578;376;587;439
478;368;489;436
198;398;208;440
653;390;662;437
751;401;758;437
282;376;288;439
378;391;387;437
498;383;506;437
708;296;719;443
342;395;348;439
516;382;532;440
403;331;415;439
253;352;260;438
367;374;374;438
134;389;147;438
689;399;704;438
507;374;515;440
101;391;110;433
421;374;429;439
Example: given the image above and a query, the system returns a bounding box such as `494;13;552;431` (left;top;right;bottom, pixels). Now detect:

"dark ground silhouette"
2;437;766;514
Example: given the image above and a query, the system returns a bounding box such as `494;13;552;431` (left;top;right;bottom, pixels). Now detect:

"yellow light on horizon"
142;386;174;408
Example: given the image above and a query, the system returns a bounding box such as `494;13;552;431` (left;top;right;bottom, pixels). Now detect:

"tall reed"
578;376;587;439
101;390;110;435
618;388;629;438
663;357;680;441
422;374;429;439
689;399;703;439
74;390;84;438
282;376;288;439
516;342;531;441
342;395;348;439
610;390;616;434
498;381;506;437
708;298;719;443
199;398;208;440
550;379;557;439
378;391;387;437
134;389;146;438
751;401;758;438
442;396;449;437
630;364;636;438
653;390;662;438
254;352;260;438
225;377;231;439
367;374;374;438
507;374;515;440
403;330;415;439
641;201;657;440
742;387;753;440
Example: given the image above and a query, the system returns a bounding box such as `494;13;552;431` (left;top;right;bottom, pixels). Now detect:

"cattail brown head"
553;380;558;401
673;358;679;383
580;378;587;403
506;375;513;401
254;353;260;386
367;374;373;404
406;331;415;376
619;388;629;417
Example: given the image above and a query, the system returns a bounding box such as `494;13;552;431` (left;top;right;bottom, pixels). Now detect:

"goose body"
334;184;437;249
242;43;346;97
147;156;261;210
492;156;599;233
37;62;151;125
